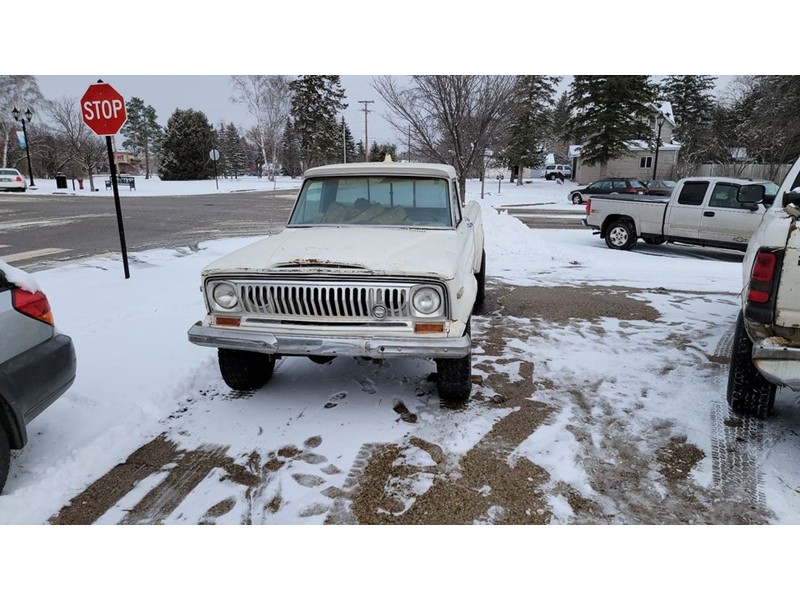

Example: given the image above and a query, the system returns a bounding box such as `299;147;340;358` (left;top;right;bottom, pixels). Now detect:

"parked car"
544;164;572;181
188;159;485;404
569;177;647;204
644;179;677;196
0;260;76;493
0;168;27;192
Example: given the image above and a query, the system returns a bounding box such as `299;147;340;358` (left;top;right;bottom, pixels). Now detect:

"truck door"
663;181;709;241
700;181;765;247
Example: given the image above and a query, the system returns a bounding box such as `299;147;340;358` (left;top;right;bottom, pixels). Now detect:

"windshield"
288;176;453;228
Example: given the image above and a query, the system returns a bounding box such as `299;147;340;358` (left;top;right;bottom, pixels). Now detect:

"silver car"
0;168;27;192
0;261;76;494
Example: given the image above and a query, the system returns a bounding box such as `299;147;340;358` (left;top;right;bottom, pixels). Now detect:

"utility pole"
407;125;411;163
342;115;347;163
358;100;374;161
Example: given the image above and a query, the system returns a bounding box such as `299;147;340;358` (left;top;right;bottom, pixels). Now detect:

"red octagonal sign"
81;82;127;136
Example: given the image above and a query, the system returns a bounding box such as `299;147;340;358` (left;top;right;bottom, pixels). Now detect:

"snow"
3;175;797;592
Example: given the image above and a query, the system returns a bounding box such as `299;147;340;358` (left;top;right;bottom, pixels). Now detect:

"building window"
640;156;653;168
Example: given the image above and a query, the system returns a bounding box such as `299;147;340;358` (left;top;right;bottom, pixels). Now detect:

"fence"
694;163;792;183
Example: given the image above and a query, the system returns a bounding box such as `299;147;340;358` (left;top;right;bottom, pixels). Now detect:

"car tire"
727;312;776;418
218;349;276;392
435;319;472;404
0;425;10;495
473;250;486;314
605;220;637;250
571;193;583;205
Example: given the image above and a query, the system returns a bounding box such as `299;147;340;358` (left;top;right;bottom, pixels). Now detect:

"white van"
544;164;572;181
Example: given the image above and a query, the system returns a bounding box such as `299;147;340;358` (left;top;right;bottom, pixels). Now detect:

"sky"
3;174;800;594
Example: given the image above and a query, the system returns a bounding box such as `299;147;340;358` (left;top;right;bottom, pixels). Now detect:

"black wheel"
435;320;472;404
571;193;583;205
643;236;666;245
545;174;552;181
473;250;486;314
605;220;637;250
0;425;10;495
218;349;276;391
727;312;776;418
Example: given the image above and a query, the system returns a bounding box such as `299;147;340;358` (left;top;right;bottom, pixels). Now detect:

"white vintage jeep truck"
728;156;800;417
188;160;486;403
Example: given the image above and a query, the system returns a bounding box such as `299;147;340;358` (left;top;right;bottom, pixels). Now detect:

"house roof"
569;140;681;158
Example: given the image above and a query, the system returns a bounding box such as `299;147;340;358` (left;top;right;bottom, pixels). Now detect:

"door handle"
703;211;715;217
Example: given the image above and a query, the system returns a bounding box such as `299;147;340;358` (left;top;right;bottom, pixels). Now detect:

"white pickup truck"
727;157;800;418
188;160;485;404
583;177;777;251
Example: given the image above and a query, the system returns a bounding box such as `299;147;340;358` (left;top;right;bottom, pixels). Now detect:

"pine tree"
217;122;246;177
549;91;572;162
159;109;215;180
289;75;348;170
120;97;162;179
344;120;358;163
368;142;398;162
280;118;302;177
355;141;366;163
659;75;716;175
500;76;560;184
568;76;656;176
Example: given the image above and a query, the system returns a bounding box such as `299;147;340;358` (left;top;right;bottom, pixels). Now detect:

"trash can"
77;177;84;190
56;174;68;189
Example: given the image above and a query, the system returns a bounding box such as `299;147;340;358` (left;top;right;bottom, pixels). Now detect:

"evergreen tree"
159;109;215;180
289;75;347;170
355;141;366;163
120;97;162;179
500;76;559;184
218;122;247;177
368;141;398;162
280;118;302;177
344;119;358;163
548;91;573;162
659;75;716;176
568;76;656;176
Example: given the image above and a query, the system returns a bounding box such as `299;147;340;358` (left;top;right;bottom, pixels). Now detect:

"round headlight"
212;282;239;309
412;287;442;315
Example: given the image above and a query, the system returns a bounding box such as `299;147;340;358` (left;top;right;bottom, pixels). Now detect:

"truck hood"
202;226;463;280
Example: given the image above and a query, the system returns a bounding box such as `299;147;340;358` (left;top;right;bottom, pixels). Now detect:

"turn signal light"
11;288;54;325
215;316;241;327
414;322;444;333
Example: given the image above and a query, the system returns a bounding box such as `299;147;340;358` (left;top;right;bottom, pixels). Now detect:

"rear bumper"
752;338;800;389
187;323;471;359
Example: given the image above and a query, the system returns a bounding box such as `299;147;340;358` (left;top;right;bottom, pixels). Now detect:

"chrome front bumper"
187;323;471;359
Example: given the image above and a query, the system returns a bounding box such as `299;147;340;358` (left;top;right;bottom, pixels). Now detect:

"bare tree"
48;97;107;191
0;75;44;167
372;75;516;199
230;75;293;181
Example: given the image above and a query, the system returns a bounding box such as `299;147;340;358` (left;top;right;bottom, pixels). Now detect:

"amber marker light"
215;316;241;327
415;322;445;333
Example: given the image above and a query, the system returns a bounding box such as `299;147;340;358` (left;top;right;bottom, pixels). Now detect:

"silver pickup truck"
583;177;777;251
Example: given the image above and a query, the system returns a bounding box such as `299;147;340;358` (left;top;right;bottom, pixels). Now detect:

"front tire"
727;312;776;418
218;349;276;391
605;220;637;250
571;193;583;205
435;320;472;404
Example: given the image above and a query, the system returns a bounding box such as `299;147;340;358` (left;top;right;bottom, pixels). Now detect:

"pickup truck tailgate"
776;225;800;328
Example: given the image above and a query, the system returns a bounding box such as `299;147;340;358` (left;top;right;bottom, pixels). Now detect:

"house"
569;102;681;184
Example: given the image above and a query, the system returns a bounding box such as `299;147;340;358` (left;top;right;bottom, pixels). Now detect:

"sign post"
209;149;220;190
81;80;130;279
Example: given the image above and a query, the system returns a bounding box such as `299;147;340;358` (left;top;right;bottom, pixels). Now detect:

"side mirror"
782;191;800;207
738;184;765;205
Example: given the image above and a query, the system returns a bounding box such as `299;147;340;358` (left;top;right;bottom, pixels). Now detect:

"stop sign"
81;82;127;136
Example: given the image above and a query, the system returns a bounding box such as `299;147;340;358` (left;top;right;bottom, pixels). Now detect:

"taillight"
11;288;54;325
15;176;22;182
586;198;591;216
748;251;777;304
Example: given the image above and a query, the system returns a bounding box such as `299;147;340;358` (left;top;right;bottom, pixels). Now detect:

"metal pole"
342;116;346;163
359;100;374;161
213;158;219;190
21;118;35;187
105;136;130;279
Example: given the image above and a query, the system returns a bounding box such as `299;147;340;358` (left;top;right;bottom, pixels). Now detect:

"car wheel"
605;220;637;250
0;425;10;494
473;250;486;314
571;193;583;204
435;319;472;404
218;349;276;391
727;312;776;418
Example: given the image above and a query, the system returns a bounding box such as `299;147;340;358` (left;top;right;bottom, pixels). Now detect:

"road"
0;189;297;272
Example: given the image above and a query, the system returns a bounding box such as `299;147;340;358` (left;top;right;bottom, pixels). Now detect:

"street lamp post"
652;113;666;181
12;107;35;188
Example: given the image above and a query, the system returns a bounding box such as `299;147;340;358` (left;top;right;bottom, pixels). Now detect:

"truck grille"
235;281;413;319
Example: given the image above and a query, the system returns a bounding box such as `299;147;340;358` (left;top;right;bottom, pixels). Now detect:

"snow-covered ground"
3;175;798;593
